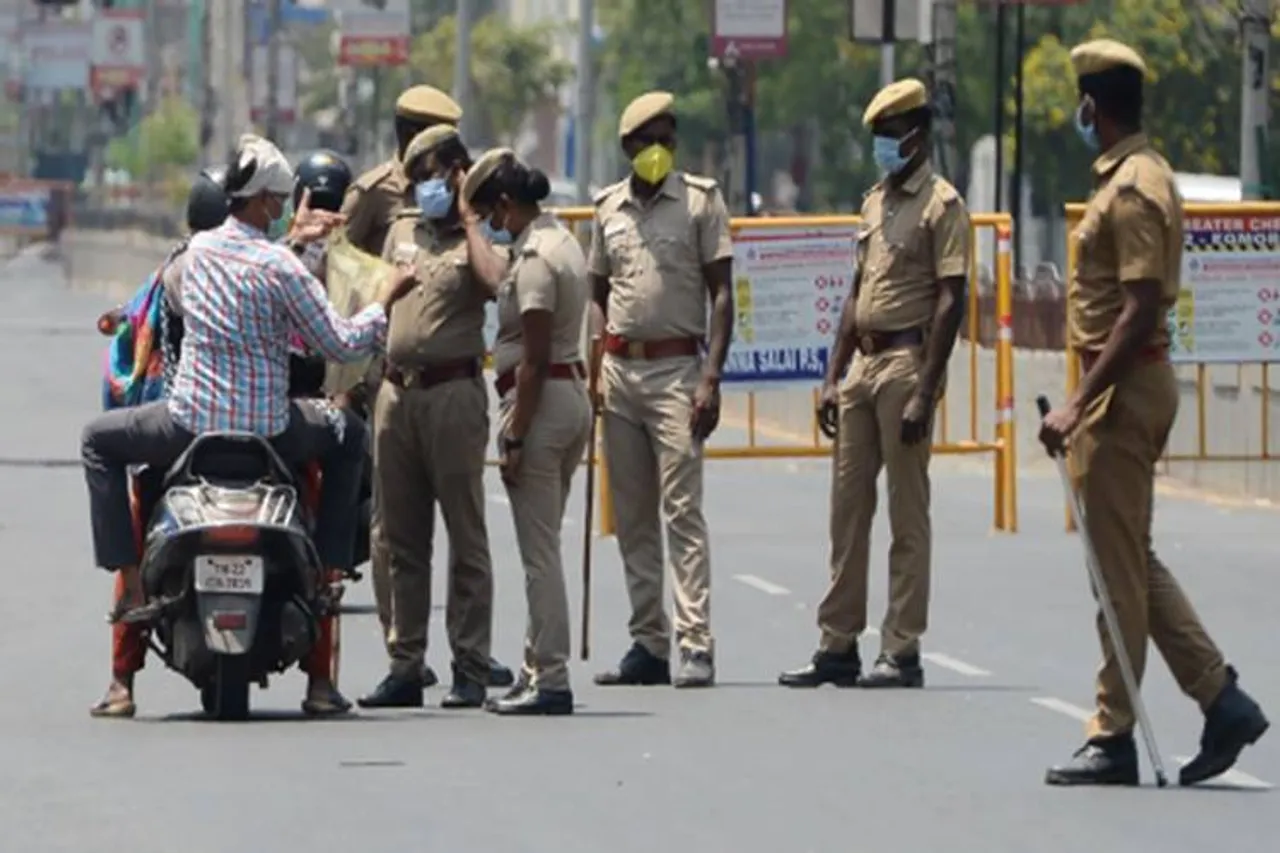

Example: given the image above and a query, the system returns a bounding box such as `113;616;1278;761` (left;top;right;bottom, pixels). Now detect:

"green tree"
409;14;573;143
105;95;201;180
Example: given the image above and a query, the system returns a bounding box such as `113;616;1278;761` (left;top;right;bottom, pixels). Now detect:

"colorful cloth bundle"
101;265;171;411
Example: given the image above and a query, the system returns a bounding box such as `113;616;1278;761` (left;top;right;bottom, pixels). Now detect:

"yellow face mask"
632;144;674;185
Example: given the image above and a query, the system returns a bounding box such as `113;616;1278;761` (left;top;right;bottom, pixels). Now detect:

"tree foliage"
105;96;200;179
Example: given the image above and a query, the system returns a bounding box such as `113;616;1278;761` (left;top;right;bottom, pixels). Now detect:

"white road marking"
921;653;991;677
732;574;790;596
1030;696;1093;722
1173;756;1272;790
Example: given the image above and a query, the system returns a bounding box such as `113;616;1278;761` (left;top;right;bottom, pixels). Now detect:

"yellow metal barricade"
495;208;1017;536
1062;201;1280;531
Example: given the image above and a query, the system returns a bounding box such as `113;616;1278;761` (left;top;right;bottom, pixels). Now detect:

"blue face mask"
482;219;513;245
267;196;293;241
1074;102;1100;151
415;178;455;220
872;134;912;175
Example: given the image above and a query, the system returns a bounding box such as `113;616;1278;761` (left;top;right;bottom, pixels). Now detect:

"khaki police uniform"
816;79;969;666
372;129;498;687
587;93;734;661
339;85;462;646
465;152;592;691
1066;40;1227;740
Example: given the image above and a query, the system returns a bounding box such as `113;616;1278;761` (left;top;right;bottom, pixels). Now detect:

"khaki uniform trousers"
498;379;592;690
601;354;712;657
818;348;933;658
374;375;494;683
1073;360;1228;739
370;503;393;652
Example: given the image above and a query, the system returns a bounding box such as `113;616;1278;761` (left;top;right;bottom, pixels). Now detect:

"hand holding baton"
1036;395;1168;787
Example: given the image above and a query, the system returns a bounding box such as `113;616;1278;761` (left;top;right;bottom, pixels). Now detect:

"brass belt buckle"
627;340;646;359
859;334;875;354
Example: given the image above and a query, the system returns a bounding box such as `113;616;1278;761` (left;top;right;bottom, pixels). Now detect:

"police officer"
587;91;734;689
779;78;968;691
356;126;500;710
340;86;513;690
1038;39;1269;787
459;148;591;715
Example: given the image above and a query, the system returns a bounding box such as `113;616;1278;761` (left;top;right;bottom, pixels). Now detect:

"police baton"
1036;395;1168;787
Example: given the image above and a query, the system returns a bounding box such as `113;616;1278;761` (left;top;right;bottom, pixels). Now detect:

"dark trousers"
81;400;367;570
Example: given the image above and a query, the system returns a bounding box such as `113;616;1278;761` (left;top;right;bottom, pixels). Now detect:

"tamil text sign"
711;0;788;60
90;9;146;99
336;9;410;67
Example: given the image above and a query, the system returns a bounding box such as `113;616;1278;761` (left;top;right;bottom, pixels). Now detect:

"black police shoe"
440;665;486;709
778;649;861;688
674;649;715;688
594;642;672;686
858;653;924;688
1179;666;1270;786
356;673;424;709
487;687;574;716
1045;735;1139;786
488;657;516;688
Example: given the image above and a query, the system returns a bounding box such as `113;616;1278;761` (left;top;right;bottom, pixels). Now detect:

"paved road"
1;246;1276;852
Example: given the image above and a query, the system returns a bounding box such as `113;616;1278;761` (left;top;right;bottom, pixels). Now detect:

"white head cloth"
227;134;294;198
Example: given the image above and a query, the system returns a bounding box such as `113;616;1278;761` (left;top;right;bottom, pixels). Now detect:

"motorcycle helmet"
293;149;353;213
186;166;229;232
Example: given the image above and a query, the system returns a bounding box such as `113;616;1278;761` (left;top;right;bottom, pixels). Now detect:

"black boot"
858;653;924;688
1045;735;1139;786
594;643;671;686
440;663;487;709
356;673;424;709
1180;666;1270;786
488;657;516;688
487;686;574;716
778;649;861;688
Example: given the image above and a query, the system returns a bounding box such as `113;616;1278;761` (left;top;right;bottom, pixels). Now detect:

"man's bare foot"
90;679;136;719
301;678;352;717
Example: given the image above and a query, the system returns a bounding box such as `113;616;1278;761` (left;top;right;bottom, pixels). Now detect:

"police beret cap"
461;147;514;204
1070;39;1147;78
862;78;929;127
394;85;463;123
401;125;460;168
618;91;675;139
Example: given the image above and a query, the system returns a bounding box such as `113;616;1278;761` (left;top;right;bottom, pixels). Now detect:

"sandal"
89;684;136;719
302;685;353;717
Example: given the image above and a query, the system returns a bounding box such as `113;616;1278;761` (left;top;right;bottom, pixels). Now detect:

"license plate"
194;555;265;594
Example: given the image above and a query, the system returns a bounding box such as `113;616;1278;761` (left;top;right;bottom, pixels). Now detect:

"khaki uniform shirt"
342;159;410;258
1068;133;1181;353
854;164;970;333
382;215;490;368
586;172;733;340
493;212;589;376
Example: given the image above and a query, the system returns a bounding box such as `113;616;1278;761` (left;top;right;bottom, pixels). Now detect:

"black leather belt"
384;359;480;390
857;328;924;355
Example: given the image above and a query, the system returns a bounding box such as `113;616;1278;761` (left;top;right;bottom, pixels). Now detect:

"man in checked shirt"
81;135;416;718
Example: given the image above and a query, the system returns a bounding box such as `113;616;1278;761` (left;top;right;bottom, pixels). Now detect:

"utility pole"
1240;0;1271;200
573;0;594;203
1011;0;1025;269
454;0;474;140
929;0;957;181
992;1;1005;212
265;0;282;140
879;0;895;86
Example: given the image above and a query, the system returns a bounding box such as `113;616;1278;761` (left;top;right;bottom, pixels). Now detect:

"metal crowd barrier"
499;208;1018;536
1061;201;1280;530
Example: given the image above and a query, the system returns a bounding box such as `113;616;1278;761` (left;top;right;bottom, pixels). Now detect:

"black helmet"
186;167;229;232
293;150;352;213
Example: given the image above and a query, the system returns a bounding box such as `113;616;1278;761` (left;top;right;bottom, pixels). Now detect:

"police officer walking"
356;126;501;711
1038;39;1268;787
458;148;592;715
587;91;734;689
779;78;968;691
340;84;512;691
